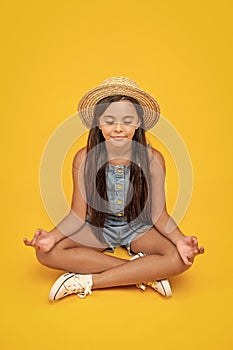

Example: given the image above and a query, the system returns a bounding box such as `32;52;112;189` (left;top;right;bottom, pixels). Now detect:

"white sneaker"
49;272;93;300
147;279;172;297
130;252;172;297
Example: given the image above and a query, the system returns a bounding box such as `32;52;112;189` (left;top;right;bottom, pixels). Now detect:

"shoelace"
64;275;92;298
77;284;92;299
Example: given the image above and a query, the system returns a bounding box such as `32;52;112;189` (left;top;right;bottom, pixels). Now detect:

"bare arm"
49;147;88;242
149;147;185;244
149;147;204;264
24;147;89;251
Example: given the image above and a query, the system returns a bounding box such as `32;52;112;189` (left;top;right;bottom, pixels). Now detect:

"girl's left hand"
175;236;205;266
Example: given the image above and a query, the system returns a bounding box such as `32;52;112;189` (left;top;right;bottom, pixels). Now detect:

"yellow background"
1;0;232;349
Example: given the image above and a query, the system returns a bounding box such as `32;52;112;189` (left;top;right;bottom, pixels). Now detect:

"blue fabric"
106;163;130;216
102;164;152;254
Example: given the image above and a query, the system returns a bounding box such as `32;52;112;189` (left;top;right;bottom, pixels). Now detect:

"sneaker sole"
49;272;76;300
158;279;172;297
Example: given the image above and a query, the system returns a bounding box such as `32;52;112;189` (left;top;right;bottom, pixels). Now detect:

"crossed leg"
92;228;189;289
36;226;189;289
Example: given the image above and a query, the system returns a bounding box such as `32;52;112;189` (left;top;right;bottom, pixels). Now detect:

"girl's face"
98;100;141;142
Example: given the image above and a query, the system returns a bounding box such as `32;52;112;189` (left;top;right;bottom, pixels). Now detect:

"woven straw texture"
77;76;160;130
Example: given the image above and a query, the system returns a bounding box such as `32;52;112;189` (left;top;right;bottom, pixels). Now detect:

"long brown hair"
84;95;152;229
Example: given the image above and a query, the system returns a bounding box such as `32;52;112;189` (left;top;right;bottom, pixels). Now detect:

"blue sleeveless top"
106;163;130;217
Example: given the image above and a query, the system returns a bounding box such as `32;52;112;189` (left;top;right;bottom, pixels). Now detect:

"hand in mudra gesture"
23;229;57;252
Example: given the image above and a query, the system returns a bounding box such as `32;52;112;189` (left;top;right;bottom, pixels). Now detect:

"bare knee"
36;249;48;266
169;249;190;275
36;249;56;268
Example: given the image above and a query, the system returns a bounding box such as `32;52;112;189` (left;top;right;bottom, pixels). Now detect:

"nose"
114;122;123;132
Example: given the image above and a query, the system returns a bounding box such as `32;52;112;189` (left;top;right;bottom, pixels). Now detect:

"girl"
24;76;204;300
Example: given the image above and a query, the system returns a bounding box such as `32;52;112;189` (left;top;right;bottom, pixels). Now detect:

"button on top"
117;168;123;173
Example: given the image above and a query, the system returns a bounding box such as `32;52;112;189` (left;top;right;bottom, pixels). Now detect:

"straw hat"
77;76;160;130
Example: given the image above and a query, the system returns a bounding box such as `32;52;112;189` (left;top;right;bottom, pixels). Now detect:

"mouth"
110;136;127;140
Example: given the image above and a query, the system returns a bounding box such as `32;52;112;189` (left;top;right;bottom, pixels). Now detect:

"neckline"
107;162;131;169
108;160;131;167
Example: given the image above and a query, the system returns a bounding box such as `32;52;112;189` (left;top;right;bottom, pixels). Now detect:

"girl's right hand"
23;229;57;252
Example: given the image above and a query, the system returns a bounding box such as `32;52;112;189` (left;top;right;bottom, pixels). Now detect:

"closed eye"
124;120;134;125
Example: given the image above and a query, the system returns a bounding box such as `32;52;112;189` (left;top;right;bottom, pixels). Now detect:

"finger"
182;255;193;266
200;246;205;254
34;229;42;238
31;237;42;248
23;238;32;246
186;236;196;247
189;246;204;259
23;238;38;248
185;260;193;266
31;238;37;246
187;251;198;260
191;237;198;247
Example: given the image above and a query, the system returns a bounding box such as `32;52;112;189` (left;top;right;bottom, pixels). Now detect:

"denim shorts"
102;215;152;255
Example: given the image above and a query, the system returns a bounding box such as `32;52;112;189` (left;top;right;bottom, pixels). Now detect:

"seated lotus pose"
24;76;204;300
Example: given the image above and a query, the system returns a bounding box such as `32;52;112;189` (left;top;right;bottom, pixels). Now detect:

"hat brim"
77;84;160;130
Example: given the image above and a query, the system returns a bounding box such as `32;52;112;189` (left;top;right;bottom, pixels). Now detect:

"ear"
135;119;141;129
